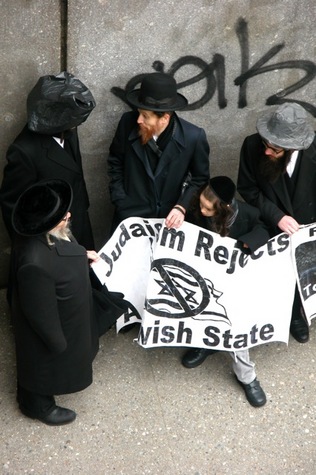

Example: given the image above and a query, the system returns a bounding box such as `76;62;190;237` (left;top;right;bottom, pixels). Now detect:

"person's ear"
161;113;171;125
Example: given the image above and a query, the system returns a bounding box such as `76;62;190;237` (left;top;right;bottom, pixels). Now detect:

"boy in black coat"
181;176;270;407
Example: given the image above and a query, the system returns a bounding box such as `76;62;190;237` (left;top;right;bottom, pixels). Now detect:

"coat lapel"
54;238;86;256
269;176;294;215
129;116;185;179
41;135;81;174
128;127;154;179
292;147;316;209
268;146;316;215
155;119;185;177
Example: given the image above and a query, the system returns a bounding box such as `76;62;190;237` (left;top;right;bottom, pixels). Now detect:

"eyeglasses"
262;139;284;155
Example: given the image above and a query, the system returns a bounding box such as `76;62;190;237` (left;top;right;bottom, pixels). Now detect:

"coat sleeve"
16;263;67;354
234;203;270;253
108;112;135;206
0;143;38;238
177;126;210;210
237;136;285;229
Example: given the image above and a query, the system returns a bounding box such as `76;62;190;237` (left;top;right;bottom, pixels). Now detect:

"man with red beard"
237;102;316;344
108;73;210;233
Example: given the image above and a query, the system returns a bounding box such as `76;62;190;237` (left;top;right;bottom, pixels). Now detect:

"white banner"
92;217;316;351
291;223;316;325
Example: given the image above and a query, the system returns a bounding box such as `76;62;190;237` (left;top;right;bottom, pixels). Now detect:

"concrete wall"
1;0;316;287
0;0;61;285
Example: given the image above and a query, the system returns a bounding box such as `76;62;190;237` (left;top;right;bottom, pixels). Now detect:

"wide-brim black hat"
126;72;188;112
12;179;73;236
27;71;96;135
256;102;315;150
209;176;236;205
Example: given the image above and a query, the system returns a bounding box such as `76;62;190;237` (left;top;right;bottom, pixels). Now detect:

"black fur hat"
209;176;236;204
12;179;73;236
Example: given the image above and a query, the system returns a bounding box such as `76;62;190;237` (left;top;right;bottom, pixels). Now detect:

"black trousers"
291;285;305;323
17;384;56;418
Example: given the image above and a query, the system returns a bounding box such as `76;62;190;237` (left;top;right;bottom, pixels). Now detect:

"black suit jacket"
0;125;94;248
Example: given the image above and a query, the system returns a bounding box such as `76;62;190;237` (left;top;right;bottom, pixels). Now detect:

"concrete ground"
0;288;316;475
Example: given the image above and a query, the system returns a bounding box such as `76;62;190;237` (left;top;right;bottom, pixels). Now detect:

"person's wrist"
173;205;186;215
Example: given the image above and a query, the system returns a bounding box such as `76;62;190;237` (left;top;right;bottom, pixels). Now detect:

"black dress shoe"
182;348;217;368
236;377;267;407
21;405;76;426
290;315;309;343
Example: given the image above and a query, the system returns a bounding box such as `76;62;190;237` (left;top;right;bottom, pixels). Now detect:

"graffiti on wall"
111;17;316;117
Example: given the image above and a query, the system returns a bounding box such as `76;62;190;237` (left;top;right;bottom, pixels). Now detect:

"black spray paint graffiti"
111;17;316;117
235;18;316;116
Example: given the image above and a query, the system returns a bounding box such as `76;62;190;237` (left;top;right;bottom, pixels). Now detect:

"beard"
47;222;73;242
259;149;293;183
138;124;157;145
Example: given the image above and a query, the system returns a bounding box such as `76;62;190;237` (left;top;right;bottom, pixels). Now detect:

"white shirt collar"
286;150;299;177
53;136;64;148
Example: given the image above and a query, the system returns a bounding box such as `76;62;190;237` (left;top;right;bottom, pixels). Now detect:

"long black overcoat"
108;111;210;230
237;133;316;237
11;235;99;395
0;125;94;248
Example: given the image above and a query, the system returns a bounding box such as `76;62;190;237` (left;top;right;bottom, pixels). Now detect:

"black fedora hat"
209;176;236;205
12;179;73;236
126;73;188;112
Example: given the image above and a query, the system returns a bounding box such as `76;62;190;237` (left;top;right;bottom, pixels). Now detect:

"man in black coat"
11;179;100;426
108;72;210;233
0;71;95;249
237;102;316;344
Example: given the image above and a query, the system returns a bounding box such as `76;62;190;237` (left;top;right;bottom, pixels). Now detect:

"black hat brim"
12;180;73;236
126;88;188;112
256;110;315;150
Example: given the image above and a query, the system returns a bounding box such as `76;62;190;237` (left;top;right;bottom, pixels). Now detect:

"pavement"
1;287;316;475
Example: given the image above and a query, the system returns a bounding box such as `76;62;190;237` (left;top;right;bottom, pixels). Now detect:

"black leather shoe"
290;314;309;343
21;406;76;426
182;348;217;368
236;378;267;407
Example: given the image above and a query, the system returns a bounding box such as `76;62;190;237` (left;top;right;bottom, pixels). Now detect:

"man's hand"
278;215;300;235
86;250;101;264
165;206;186;229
